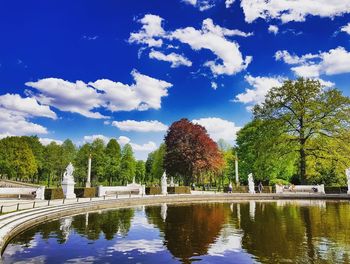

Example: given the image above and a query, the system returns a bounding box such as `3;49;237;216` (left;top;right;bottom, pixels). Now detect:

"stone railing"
97;183;145;197
276;184;325;194
0;186;45;200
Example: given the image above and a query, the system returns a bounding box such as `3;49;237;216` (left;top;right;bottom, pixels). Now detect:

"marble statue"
62;163;76;199
248;173;255;194
346;168;350;195
161;171;167;195
170;177;175;187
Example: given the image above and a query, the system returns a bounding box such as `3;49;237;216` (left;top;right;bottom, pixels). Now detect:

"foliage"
119;144;136;185
105;139;121;185
74;187;96;198
164;118;224;185
44;187;64;200
135;160;146;184
253;78;350;184
90;139;106;184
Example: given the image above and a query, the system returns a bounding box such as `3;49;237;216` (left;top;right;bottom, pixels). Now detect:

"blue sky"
0;0;350;159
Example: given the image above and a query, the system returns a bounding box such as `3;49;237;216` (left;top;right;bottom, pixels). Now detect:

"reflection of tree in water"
72;209;134;240
10;208;134;246
145;203;229;263
238;202;350;264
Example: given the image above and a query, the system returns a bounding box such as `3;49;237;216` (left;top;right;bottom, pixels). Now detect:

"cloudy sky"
0;0;350;159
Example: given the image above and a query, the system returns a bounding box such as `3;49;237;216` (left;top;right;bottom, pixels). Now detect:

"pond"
2;200;350;263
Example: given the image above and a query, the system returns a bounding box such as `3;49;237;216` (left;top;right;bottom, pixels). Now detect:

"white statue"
161;171;167;195
248;173;255;194
170;177;175;187
346;168;350;195
62;163;76;199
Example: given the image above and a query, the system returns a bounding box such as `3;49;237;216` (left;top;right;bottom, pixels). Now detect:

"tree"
135;160;146;184
74;143;91;186
236;119;298;184
61;139;76;172
43;142;62;187
164;118;224;185
151;144;166;182
254;78;350;184
21;136;45;183
105;139;121;185
119;144;136;185
90;139;106;183
145;151;156;184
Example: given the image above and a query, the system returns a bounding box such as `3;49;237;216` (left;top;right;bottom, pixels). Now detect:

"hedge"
146;187;161;195
167;186;191;194
74;187;96;198
44;188;64;200
324;186;348;194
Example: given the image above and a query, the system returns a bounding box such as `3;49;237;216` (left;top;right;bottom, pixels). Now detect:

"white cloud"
171;18;252;75
0;93;57;119
117;136;131;145
128;14;165;47
149;50;192;68
130;141;157;152
182;0;215;11
211;82;218;90
112;120;168;132
235;75;284;106
275;47;350;78
26;70;172;118
225;0;235;8
341;22;350;35
240;0;350;23
0;93;56;137
268;25;279;35
39;138;63;146
192;117;241;143
0;108;48;136
109;239;164;254
83;134;110;144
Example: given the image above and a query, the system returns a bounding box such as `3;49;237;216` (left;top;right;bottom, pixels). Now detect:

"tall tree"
135;160;146;184
151;144;166;182
105;139;121;185
90;139;106;183
43;142;62;187
145;151;156;184
21;136;45;183
254;78;350;183
119;144;136;185
164;118;224;185
74;143;91;186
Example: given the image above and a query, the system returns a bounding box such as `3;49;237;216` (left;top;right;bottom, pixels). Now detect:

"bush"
325;186;348;194
270;178;290;185
167;186;191;194
74;187;96;198
44;188;64;200
146;187;161;195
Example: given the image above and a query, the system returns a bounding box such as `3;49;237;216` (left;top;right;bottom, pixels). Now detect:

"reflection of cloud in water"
276;200;326;208
108;239;164;253
65;256;96;263
3;235;38;257
12;255;46;264
208;226;243;257
131;210;157;230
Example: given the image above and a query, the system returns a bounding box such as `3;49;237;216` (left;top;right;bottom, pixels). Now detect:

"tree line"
0;137;145;187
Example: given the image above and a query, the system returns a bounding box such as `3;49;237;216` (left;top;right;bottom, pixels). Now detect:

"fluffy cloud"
235;75;284;106
182;0;215;11
39;138;63;146
341;23;350;35
268;25;279;35
192;117;240;143
225;0;235;8
130;15;252;77
26;70;172;118
128;14;165;47
171;18;252;75
240;0;350;23
0;93;57;137
0;93;57;119
112;120;168;132
275;47;350;78
149;50;192;67
211;82;218;90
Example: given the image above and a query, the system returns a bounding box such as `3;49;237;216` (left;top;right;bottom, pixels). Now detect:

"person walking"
258;182;263;193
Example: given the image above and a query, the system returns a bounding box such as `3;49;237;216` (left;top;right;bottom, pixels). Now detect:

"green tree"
254;78;350;184
105;139;121;185
151;144;166;183
90;139;106;184
145;151;156;184
135;160;146;184
74;143;91;186
21;136;45;183
119;144;136;185
43;142;62;187
61;139;76;173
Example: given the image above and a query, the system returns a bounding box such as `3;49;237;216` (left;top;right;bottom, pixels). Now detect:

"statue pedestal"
62;179;76;199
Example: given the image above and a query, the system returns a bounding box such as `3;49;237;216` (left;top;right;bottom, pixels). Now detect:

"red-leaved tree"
164;118;224;185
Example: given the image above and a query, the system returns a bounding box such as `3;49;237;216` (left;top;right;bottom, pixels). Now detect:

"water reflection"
3;201;350;264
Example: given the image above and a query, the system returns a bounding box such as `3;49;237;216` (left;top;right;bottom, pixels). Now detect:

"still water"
2;201;350;263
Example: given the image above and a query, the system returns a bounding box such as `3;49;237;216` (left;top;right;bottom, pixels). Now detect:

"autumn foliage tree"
164;118;224;185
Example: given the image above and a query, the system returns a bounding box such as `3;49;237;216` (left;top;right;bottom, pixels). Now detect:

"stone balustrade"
276;184;325;194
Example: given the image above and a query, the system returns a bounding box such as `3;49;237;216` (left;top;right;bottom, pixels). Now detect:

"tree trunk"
299;118;307;184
